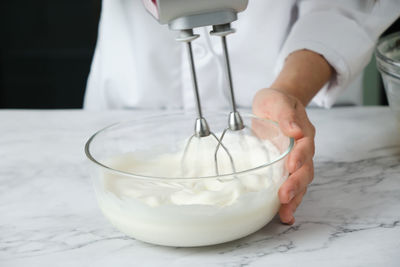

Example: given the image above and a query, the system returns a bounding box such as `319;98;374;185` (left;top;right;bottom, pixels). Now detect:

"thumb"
253;88;304;139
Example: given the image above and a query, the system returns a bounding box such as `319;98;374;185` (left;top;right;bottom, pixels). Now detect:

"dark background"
0;0;101;108
0;1;398;108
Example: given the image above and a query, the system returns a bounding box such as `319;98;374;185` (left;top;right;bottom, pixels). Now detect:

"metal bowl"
376;32;400;122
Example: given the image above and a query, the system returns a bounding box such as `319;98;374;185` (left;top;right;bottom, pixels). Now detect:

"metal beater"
209;23;272;174
209;24;244;175
176;29;236;176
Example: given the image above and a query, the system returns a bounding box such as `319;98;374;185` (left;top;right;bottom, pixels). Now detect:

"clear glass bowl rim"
84;112;295;181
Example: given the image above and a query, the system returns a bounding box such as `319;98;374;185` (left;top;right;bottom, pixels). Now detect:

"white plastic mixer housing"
142;0;248;30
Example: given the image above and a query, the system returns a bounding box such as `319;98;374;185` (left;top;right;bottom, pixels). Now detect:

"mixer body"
142;0;248;29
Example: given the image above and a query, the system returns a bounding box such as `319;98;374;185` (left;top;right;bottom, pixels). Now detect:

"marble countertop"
1;107;399;267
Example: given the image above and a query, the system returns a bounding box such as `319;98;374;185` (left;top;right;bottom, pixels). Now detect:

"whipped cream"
95;134;288;247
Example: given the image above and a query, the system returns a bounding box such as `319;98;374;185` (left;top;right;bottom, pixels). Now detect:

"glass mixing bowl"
376;32;400;122
85;112;294;247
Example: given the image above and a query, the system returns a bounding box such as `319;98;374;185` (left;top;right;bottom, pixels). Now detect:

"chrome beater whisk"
210;23;271;174
177;30;236;176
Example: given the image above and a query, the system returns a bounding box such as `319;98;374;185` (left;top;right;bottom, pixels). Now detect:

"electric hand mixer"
142;0;268;176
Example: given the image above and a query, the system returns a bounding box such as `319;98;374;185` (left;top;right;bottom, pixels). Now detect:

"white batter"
95;134;288;247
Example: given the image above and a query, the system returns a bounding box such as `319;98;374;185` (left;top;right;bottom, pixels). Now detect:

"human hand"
253;88;315;225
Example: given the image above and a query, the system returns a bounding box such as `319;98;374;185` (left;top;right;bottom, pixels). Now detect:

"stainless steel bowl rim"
85;112;295;181
376;32;400;79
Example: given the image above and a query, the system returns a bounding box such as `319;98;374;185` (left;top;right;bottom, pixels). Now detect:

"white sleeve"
275;0;400;108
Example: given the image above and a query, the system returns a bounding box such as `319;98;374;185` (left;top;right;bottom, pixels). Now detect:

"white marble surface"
0;107;399;267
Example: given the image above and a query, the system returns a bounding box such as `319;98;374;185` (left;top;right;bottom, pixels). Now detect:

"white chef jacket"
84;0;400;110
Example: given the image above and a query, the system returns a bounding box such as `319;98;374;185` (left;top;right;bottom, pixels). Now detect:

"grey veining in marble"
0;107;399;266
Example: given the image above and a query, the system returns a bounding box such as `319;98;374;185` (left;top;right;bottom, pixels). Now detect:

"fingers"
276;107;315;140
253;88;315;226
287;137;315;173
279;188;307;225
278;149;314;225
279;160;314;204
